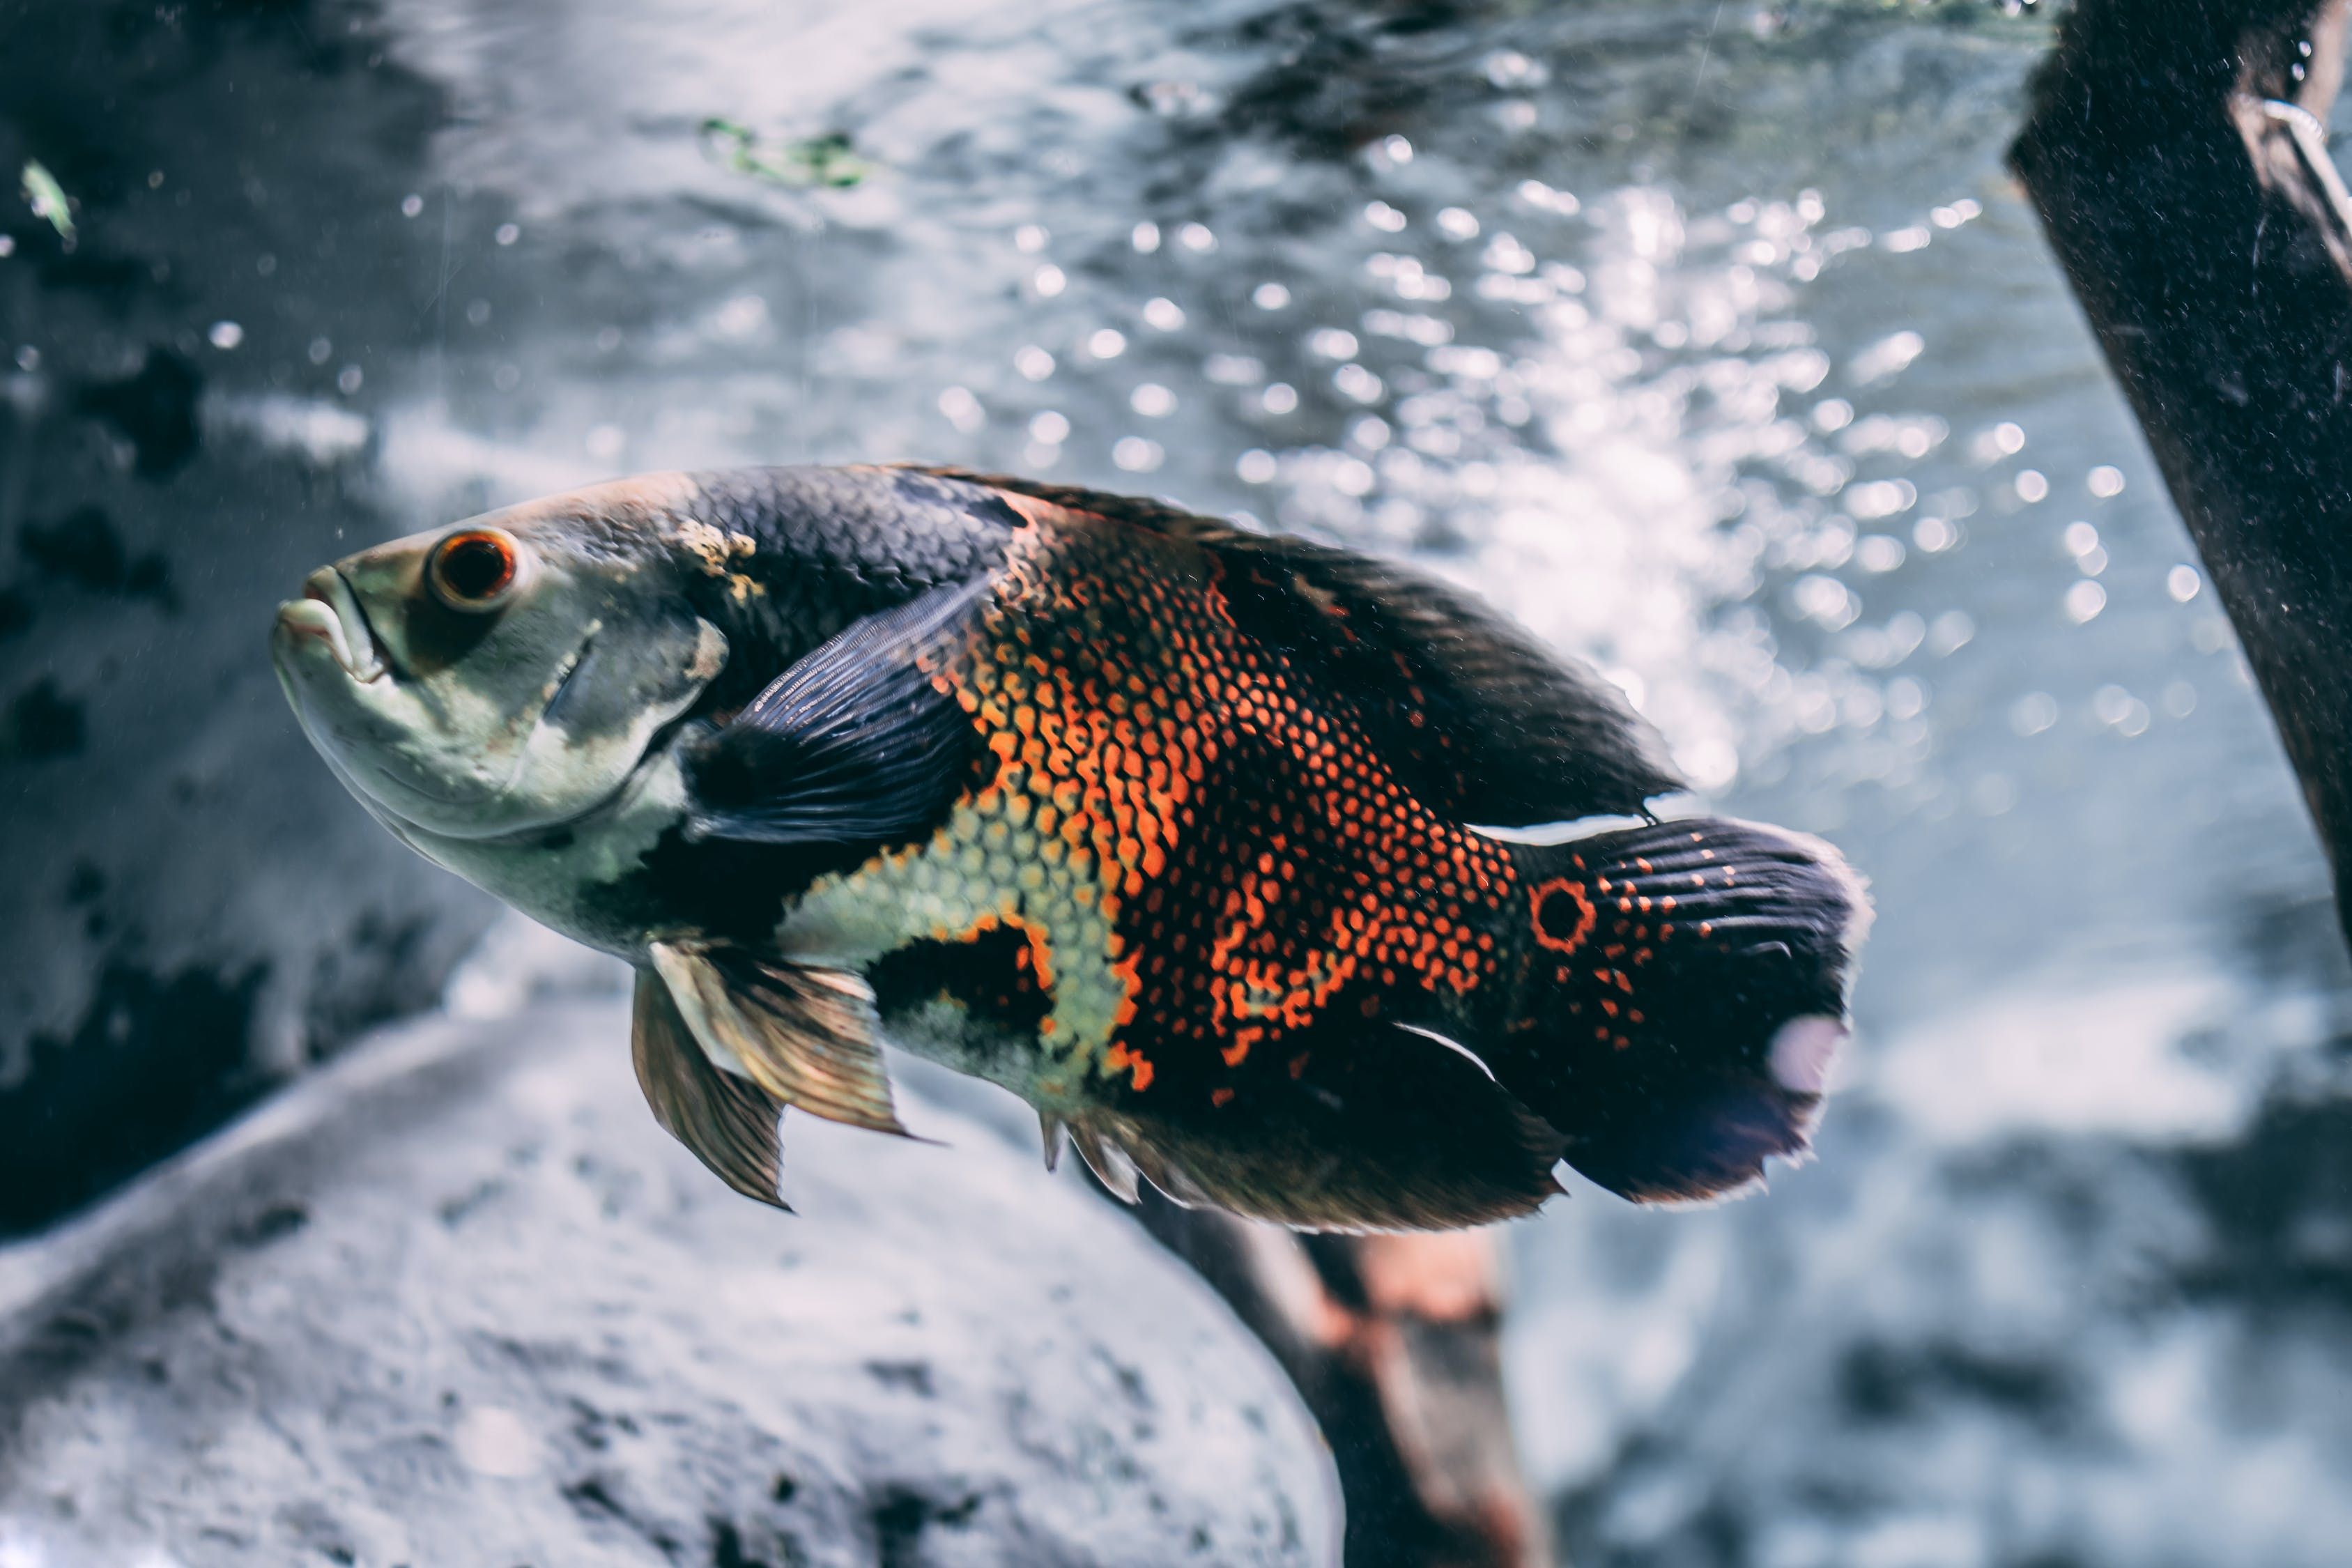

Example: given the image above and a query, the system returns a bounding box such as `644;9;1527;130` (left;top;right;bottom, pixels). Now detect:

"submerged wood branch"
2011;0;2352;939
1135;1196;1552;1568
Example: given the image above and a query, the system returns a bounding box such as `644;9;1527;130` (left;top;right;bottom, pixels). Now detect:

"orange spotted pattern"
925;498;1538;1107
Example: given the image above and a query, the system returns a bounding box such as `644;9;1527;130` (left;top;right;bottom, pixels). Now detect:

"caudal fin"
1482;817;1869;1203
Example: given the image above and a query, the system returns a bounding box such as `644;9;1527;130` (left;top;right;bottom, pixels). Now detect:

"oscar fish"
272;464;1868;1230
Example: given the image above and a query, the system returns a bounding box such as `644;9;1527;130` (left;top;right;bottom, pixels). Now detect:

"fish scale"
787;492;1546;1118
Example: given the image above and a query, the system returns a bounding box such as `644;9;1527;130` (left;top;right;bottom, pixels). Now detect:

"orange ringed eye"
430;529;519;609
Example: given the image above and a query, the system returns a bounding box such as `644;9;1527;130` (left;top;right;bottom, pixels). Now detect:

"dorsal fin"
909;468;1684;825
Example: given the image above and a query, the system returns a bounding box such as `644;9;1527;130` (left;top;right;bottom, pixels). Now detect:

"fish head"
272;473;728;840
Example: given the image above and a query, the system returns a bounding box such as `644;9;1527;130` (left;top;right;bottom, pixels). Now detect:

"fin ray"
631;967;790;1209
648;940;912;1137
1070;1024;1567;1233
683;576;990;846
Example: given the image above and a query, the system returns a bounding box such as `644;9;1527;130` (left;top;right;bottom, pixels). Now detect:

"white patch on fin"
1769;1015;1846;1096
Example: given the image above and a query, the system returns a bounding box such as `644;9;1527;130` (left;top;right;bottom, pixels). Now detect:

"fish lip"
295;569;391;684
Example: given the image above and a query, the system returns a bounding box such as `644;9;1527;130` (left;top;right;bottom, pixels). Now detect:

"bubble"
1929;610;1976;656
1376;134;1414;165
2167;564;2201;602
585;423;625;461
1204;353;1263;385
2163;681;2197;718
2088;465;2126;498
1028;410;1070;444
1855;535;1907;574
937;385;985;432
466;298;492;326
1483;49;1544;88
1332;364;1385;405
1130;221;1160;253
1014;223;1050;253
712;294;768;340
2010;692;2059;736
1850;330;1926;385
1086;328;1127;360
1972;774;2017;815
1014;345;1055;381
1792;574;1859;629
1348;415;1391;452
1994;421;2027;454
1142;297;1185;331
454;1406;539;1477
308;336;333;364
1848;479;1916;521
400;193;424;218
494;222;521;247
1436;206;1481;242
2093;684;2149;735
1481;233;1536;275
1112;436;1164;472
1885;677;1927;721
1176;222;1216;252
1129;383;1176;417
1913;516;1960;553
2015;469;2050;503
1881;226;1931;253
1262;383;1299;415
337;364;364;394
1236;449;1277;484
2062;521;2100;557
1331;457;1377;498
1252;282;1291;310
2063;580;2107;623
1812;398;1854;433
1308;328;1360;360
207;321;243;350
1031;264;1066;298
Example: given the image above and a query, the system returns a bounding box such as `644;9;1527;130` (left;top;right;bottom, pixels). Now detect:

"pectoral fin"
647;939;912;1137
682;577;991;847
631;967;790;1209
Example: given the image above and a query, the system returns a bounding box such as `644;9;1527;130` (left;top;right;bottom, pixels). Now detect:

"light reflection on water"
21;0;2352;1560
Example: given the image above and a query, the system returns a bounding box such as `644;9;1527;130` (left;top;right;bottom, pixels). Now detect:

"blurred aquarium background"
3;1;2351;1565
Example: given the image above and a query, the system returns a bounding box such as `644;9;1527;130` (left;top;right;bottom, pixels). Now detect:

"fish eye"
428;528;522;611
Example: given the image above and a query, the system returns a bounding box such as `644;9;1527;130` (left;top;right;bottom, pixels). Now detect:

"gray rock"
0;999;1339;1567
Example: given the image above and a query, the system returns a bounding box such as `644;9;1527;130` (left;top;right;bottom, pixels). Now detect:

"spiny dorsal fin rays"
1066;1120;1142;1204
647;940;915;1139
1039;1111;1067;1173
630;967;791;1210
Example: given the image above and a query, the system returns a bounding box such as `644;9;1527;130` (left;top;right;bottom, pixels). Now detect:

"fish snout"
275;567;387;684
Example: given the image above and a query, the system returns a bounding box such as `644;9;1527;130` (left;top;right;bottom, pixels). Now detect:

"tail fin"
1479;817;1869;1204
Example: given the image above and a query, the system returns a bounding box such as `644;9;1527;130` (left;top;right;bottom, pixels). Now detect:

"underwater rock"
0;997;1338;1567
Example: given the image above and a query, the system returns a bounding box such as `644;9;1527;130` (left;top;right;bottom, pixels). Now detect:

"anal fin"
649;940;913;1137
631;968;790;1210
1068;1022;1568;1233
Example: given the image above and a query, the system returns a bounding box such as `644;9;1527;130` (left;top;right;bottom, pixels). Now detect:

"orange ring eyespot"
428;528;521;611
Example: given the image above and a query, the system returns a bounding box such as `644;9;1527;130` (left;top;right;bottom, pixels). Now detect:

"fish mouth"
278;568;390;685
